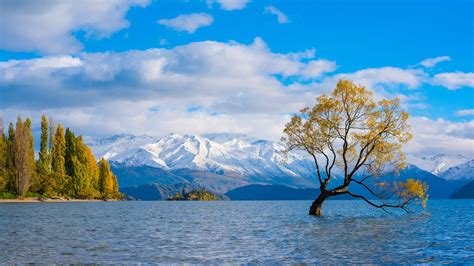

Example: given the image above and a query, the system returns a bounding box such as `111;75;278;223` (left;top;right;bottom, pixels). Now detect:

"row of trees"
0;115;120;199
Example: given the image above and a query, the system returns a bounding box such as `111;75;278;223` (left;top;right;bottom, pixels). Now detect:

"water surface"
0;200;472;264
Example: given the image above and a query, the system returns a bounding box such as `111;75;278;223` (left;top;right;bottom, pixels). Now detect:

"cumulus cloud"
1;37;471;156
407;117;474;157
207;0;250;10
318;67;426;94
158;13;214;33
455;109;474;117
419;56;451;68
431;72;474;90
0;38;334;139
264;6;289;24
0;0;149;54
301;60;337;79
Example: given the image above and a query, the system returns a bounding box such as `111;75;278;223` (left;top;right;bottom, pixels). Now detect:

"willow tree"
283;79;428;216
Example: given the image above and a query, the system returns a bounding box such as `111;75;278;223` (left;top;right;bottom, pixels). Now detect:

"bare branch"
343;191;410;213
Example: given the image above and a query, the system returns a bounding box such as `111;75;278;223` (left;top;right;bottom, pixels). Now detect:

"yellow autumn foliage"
399;178;429;209
282;79;428;215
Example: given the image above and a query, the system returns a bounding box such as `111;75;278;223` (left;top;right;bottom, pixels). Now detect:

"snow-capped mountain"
440;159;474;180
87;133;473;184
87;133;316;181
406;154;470;176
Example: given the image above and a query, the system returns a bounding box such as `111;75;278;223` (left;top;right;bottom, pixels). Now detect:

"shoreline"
0;198;115;203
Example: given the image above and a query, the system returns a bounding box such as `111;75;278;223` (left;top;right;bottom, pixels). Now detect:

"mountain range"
87;133;474;200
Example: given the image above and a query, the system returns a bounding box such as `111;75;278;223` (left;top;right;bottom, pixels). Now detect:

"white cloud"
407;117;474;157
319;67;425;93
0;0;149;54
158;13;213;33
207;0;250;10
302;60;337;79
455;109;474;117
431;72;474;90
1;38;472;157
264;6;289;24
419;56;451;68
287;48;316;60
159;39;168;46
0;38;334;140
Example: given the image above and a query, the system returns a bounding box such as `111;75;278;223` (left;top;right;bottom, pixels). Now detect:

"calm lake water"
0;200;473;264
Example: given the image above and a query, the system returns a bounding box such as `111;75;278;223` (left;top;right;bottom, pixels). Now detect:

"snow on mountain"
87;134;165;168
87;133;316;179
406;154;470;176
87;133;472;183
441;159;474;180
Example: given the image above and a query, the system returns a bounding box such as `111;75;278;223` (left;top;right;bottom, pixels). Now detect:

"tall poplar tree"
99;158;119;197
6;122;15;192
32;115;53;194
64;129;89;196
48;118;55;153
51;124;66;194
0;119;7;192
13;117;35;196
38;115;50;175
82;143;100;197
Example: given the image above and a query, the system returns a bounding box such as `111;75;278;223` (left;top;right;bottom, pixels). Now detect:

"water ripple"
0;200;473;264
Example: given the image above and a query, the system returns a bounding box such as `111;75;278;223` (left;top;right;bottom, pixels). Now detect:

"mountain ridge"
88;133;473;182
88;133;317;185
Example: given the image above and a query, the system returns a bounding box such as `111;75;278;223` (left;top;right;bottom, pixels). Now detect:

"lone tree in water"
283;79;428;216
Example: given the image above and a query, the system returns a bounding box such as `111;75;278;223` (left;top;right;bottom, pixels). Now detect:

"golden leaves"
283;79;413;174
399;178;429;209
283;79;429;209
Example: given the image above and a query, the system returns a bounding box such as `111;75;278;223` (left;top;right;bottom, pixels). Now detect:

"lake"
0;200;473;264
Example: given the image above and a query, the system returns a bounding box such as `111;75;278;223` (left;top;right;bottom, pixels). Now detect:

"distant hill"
111;163;249;194
120;183;195;200
111;163;190;187
225;165;468;201
226;184;317;200
225;184;355;200
115;163;468;200
450;180;474;199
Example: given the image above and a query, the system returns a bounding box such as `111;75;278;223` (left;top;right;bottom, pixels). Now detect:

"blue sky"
0;0;473;155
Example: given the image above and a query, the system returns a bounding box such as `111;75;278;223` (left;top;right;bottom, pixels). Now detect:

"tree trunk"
309;193;328;216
